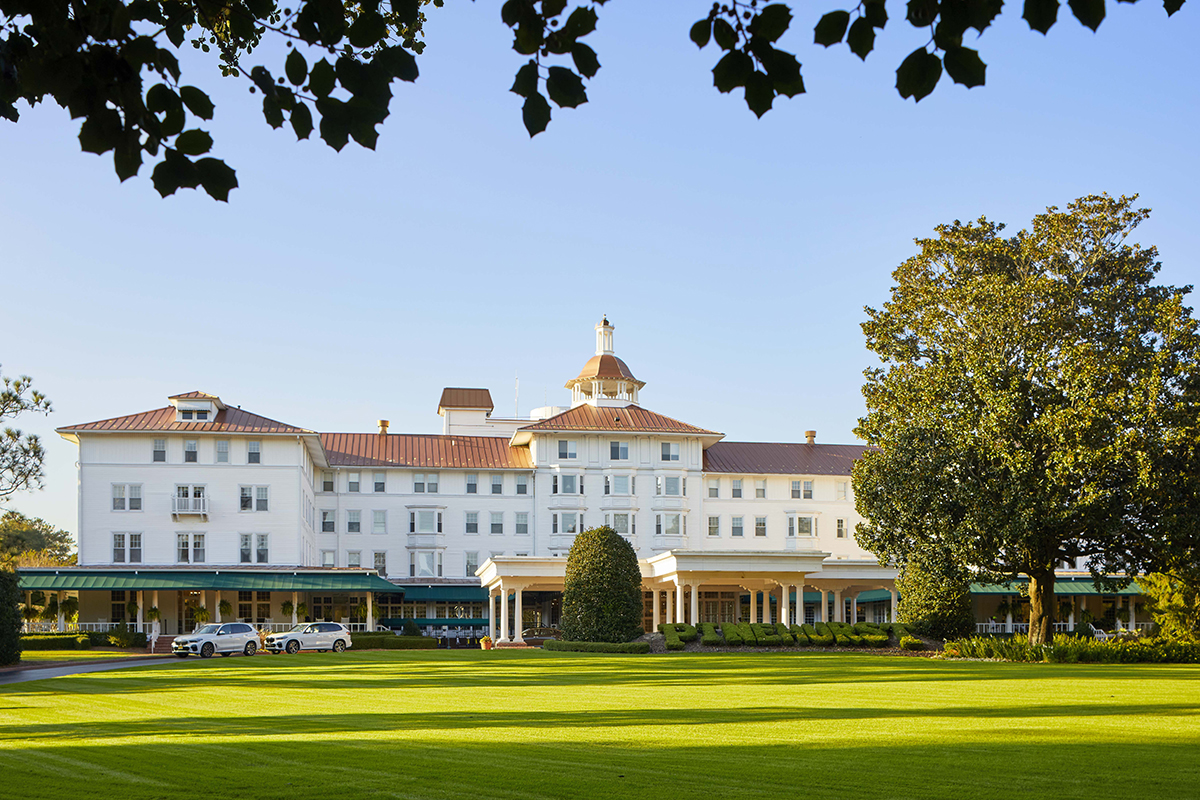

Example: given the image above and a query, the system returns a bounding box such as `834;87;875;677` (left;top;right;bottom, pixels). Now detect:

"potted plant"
480;635;493;650
296;602;309;621
192;605;210;626
60;596;79;624
40;595;59;621
218;599;233;618
354;601;368;621
281;600;294;619
145;606;161;622
126;599;139;619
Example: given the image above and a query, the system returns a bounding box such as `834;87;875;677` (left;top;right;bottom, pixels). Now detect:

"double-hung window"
373;510;386;534
152;438;166;462
755;480;766;499
216;440;229;463
465;551;479;576
347;510;361;533
732;479;743;498
374;551;387;575
792;480;802;499
113;533;126;562
558;440;577;460
661;442;680;462
837;518;846;538
610;441;629;460
465;512;479;534
183;533;204;563
241;486;253;511
347;551;362;568
374;472;386;492
240;486;269;511
247;441;261;464
836;481;848;501
322;471;334;492
708;516;720;537
320;510;335;533
755;516;767;536
491;474;503;494
256;533;269;563
128;533;141;563
348;472;361;493
240;534;253;563
112;483;142;511
731;516;744;537
177;533;191;562
515;512;529;535
490;512;504;535
184;440;198;463
803;480;813;500
321;550;335;567
516;474;528;495
466;473;478;494
413;473;438;493
708;479;719;498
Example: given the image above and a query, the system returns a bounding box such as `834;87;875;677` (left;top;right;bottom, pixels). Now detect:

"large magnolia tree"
852;194;1200;645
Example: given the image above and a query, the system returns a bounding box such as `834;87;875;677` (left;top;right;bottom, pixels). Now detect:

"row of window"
319;471;532;496
703;515;848;538
706;478;848;500
150;438;262;464
111;532;271;564
112;483;270;512
557;440;680;462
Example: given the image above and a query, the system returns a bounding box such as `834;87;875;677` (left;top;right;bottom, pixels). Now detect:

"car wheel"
244;641;258;657
200;642;215;659
285;640;300;654
175;653;189;659
333;639;346;653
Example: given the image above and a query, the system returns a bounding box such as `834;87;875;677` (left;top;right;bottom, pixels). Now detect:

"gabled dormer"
168;391;226;422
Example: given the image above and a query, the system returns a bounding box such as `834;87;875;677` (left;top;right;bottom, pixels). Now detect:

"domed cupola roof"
564;318;646;408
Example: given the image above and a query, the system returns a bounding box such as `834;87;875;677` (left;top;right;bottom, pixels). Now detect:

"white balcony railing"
172;496;208;515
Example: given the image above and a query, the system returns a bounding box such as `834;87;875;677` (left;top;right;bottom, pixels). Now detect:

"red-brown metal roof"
58;406;313;434
168;391;222;400
518;404;719;435
573;354;638;382
321;433;533;469
437;388;494;411
703;441;870;476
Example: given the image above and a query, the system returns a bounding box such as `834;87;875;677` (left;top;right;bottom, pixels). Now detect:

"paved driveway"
0;658;182;685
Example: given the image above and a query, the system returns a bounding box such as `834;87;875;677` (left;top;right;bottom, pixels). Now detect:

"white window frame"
558;440;577;460
791;480;802;499
708;479;719;498
803;480;813;500
347;510;361;533
322;471;335;492
515;512;529;535
216;440;229;463
348;472;361;493
321;549;336;567
755;479;766;499
516;474;528;495
755;516;767;537
152;438;166;462
708;516;720;537
465;511;479;535
184;440;198;463
836;481;848;501
247;440;261;464
490;512;504;535
465;551;480;576
466;473;478;494
491;473;503;495
347;550;362;569
372;510;386;535
732;479;743;498
610;440;629;460
112;483;142;512
255;533;269;563
837;518;846;538
661;442;680;462
731;516;744;537
664;476;681;496
320;510;335;533
374;472;386;493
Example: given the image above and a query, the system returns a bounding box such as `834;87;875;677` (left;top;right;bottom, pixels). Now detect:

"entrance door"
176;591;197;634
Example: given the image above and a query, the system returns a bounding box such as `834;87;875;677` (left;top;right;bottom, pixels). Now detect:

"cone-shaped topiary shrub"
561;526;645;643
0;568;21;665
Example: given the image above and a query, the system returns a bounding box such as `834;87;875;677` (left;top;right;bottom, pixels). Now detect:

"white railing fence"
171;496;209;514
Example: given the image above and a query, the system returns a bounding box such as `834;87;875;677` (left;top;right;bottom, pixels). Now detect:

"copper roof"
321;433;533;469
438;388;494;412
58;406;313;434
518;404;719;435
168;391;222;400
703;441;870;476
573;354;638;382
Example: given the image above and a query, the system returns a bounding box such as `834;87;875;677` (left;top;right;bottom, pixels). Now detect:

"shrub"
719;622;745;646
0;568;20;666
748;623;783;645
697;622;723;646
807;623;836;646
773;623;796;644
658;623;685;651
789;624;813;645
896;556;975;641
1139;571;1200;642
107;622;147;649
560;527;644;644
352;634;437;650
401;619;422;637
942;635;1200;664
900;635;925;651
853;622;890;647
544;639;650;654
19;635;91;651
728;622;758;645
828;622;863;646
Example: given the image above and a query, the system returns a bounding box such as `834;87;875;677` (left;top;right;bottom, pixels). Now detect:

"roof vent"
805;430;816;444
378;420;389;434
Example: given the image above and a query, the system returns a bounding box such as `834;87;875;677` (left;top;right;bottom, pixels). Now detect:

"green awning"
398;585;490;602
380;617;489;627
970;581;1142;596
855;589;893;603
17;568;400;593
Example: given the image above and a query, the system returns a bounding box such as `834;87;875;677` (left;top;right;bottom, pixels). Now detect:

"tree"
0;566;20;665
0;370;51;500
0;511;76;566
896;552;974;641
852;194;1200;646
560;525;644;643
1139;570;1200;642
0;0;1187;200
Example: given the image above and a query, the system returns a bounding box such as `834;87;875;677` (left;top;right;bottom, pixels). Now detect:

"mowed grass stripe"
2;651;1199;799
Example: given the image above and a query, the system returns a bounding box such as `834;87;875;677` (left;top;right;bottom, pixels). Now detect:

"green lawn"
13;649;154;664
1;650;1198;799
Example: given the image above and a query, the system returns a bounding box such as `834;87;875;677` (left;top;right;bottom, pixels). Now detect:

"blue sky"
1;2;1197;536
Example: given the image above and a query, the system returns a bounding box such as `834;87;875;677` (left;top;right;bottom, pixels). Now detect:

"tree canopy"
0;0;1187;200
0;369;51;501
0;510;76;566
560;525;644;643
851;194;1200;645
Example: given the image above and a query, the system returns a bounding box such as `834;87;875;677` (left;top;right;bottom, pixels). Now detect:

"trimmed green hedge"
853;622;891;647
943;636;1200;663
719;622;746;646
900;635;925;651
352;634;437;650
747;622;784;645
20;634;92;651
789;624;813;645
806;623;836;646
657;623;696;650
697;622;722;646
544;639;650;654
0;569;19;666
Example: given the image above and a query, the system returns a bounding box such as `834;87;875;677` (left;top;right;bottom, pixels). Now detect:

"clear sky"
1;2;1197;538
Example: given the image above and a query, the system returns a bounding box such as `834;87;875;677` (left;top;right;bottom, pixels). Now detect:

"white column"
56;590;65;632
749;589;758;624
488;589;497;641
292;591;299;625
1129;595;1136;629
137;590;144;632
675;582;684;624
890;588;900;623
833;589;843;623
499;585;510;642
366;592;373;631
849;593;858;625
214;590;222;623
1005;597;1013;634
514;587;525;643
781;584;790;627
690;582;699;626
666;587;674;625
1068;595;1075;628
652;588;661;629
152;590;160;637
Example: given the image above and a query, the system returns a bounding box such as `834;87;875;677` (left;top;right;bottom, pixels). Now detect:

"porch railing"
172;496;208;515
974;622;1074;635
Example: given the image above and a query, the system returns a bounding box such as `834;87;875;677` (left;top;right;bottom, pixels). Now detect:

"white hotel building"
19;320;1139;644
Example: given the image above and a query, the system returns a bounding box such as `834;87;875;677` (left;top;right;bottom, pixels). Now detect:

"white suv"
172;623;261;658
265;622;353;654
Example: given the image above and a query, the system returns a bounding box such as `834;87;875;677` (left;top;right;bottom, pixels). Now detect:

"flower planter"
481;641;493;650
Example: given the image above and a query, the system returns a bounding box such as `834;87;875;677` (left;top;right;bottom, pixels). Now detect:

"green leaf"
689;19;712;48
308;59;336;98
511;61;539;97
263;94;284;129
175;129;213;156
864;0;889;27
179;86;212;120
376;46;419;82
195;157;238;202
759;46;805;97
943;46;987;87
748;4;793;43
1164;0;1184;15
713;18;737;50
313;0;347;45
1068;0;1106;30
113;133;143;182
146;84;180;115
391;0;420;25
965;0;1005;30
571;43;601;78
349;10;388;48
562;6;598;38
161;106;185;137
150;148;200;198
543;0;568;17
78;109;122;155
1023;0;1060;33
317;97;350;151
291;103;314;140
743;69;775;118
712;50;754;93
286;49;308;87
906;0;939;26
846;17;876;60
895;48;942;101
522;90;551;137
546;66;587;109
814;11;851;46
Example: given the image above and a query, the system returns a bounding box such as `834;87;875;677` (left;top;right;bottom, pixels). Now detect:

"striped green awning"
399;586;490;602
380;617;489;627
17;569;400;593
970;581;1142;596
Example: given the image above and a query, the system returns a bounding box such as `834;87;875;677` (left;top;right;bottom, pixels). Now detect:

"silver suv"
172;623;261;658
265;622;353;654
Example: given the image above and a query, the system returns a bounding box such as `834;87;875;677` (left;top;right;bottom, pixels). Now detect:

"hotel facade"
19;320;1145;644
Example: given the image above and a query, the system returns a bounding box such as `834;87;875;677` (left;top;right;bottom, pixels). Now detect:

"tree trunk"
1027;571;1056;646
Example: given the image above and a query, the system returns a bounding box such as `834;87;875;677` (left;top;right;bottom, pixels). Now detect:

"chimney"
377;420;389;434
805;430;816;444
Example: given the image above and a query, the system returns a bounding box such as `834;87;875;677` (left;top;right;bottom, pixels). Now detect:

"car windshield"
194;625;220;635
287;624;309;633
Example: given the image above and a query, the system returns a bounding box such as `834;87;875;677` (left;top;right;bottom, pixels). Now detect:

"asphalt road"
0;658;182;685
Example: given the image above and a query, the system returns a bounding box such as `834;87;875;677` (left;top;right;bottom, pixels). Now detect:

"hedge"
806;623;836;646
0;569;21;666
773;622;796;644
942;636;1200;664
18;629;146;649
900;635;925;651
789;624;813;645
719;622;746;646
544;639;650;654
853;622;891;647
351;634;437;650
657;623;696;651
20;635;92;651
697;623;723;646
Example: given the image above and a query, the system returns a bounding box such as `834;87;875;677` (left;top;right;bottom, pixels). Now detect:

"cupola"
564;318;646;408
